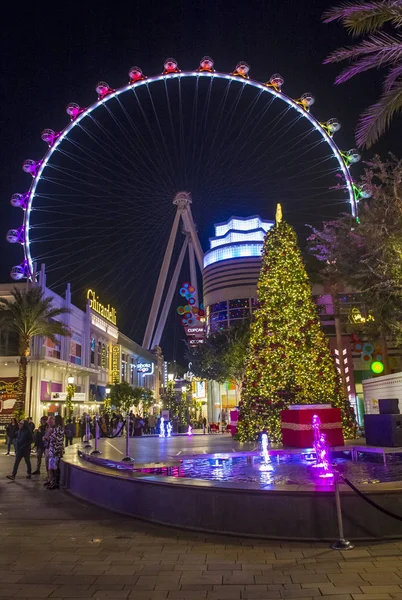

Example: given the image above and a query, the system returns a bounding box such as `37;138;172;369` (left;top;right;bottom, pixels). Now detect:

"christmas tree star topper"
275;203;282;225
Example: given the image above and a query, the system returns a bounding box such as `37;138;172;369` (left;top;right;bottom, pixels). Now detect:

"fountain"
312;414;333;478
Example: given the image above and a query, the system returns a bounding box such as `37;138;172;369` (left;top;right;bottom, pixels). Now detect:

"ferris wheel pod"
66;102;84;120
41;128;60;147
22;159;40;176
322;118;341;136
10;264;27;280
6;228;24;244
346;149;361;164
233;62;250;78
268;73;284;91
198;56;214;72
298;92;315;111
95;81;113;99
163;58;180;74
12;66;358;282
360;184;372;199
10;193;28;209
128;66;146;83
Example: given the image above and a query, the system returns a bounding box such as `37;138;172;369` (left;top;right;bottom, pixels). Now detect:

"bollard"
330;474;354;550
84;415;92;449
122;413;132;462
91;415;101;455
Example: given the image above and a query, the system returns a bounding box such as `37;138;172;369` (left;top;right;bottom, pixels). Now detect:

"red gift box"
280;405;344;447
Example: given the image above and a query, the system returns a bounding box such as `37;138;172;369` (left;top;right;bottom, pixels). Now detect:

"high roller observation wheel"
7;56;372;282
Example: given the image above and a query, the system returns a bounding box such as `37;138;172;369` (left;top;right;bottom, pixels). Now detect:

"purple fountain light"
312;414;333;479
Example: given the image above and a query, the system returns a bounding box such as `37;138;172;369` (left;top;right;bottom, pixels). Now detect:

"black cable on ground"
340;474;402;522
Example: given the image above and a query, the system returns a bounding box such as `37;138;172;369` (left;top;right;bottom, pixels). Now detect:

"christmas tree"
237;206;357;442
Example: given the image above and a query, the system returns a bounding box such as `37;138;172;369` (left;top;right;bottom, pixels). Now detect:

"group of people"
5;415;65;489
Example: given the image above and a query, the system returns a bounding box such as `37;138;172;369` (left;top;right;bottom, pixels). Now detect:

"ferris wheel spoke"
63;132;155;183
43;161;166;200
87;110;168;184
115;97;168;180
131;86;176;185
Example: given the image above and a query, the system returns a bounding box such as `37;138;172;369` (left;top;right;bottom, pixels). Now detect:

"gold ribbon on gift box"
281;422;342;431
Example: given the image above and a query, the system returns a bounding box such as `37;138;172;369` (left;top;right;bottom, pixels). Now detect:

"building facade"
202;215;402;425
0;266;161;432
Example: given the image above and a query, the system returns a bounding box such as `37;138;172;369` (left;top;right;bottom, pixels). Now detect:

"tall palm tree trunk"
15;355;27;417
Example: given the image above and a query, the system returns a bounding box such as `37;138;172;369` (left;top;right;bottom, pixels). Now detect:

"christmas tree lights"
237;209;357;443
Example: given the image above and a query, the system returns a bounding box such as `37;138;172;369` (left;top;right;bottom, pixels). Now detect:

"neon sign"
137;360;154;376
87;289;117;325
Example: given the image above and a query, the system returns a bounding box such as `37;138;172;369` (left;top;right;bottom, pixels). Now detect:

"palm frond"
355;78;402;147
384;62;402;88
324;32;402;64
323;1;402;36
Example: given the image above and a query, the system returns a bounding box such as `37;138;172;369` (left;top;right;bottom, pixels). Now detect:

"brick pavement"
1;447;402;599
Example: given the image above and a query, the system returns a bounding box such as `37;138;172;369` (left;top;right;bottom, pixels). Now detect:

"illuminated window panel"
215;216;273;238
229;308;250;319
204;242;263;267
211;301;228;313
211;311;229;322
210;229;268;249
229;298;249;309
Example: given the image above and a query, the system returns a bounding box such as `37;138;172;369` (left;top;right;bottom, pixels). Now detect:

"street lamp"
105;387;111;395
67;375;74;385
168;374;174;382
182;385;187;393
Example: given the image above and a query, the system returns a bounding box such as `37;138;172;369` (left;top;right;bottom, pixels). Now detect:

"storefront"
0;269;162;423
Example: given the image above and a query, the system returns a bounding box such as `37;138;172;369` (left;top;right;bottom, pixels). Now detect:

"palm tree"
323;1;402;148
0;287;71;418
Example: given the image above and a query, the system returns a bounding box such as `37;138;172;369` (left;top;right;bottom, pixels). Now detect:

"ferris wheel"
6;56;370;337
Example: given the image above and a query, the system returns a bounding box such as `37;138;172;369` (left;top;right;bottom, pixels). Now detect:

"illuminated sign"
185;326;205;336
111;345;120;383
87;289;117;325
371;361;384;374
189;338;204;346
137;360;154;376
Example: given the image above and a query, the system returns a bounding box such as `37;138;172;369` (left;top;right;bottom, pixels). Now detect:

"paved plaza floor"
1;441;402;600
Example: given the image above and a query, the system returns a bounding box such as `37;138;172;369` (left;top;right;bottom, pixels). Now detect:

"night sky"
1;1;401;361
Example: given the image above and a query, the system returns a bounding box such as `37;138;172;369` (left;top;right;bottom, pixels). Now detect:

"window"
43;336;61;360
70;332;82;365
90;337;95;365
121;353;127;382
130;357;135;385
98;341;102;367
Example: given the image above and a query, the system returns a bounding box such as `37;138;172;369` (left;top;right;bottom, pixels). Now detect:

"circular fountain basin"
60;439;402;541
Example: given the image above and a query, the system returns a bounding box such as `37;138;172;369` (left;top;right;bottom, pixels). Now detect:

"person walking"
46;415;64;490
5;418;18;454
64;418;75;446
202;416;207;435
6;420;33;480
32;416;48;475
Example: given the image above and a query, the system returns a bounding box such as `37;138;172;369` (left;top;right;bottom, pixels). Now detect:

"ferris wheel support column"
142;209;181;349
182;205;204;271
188;240;199;307
151;235;189;349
